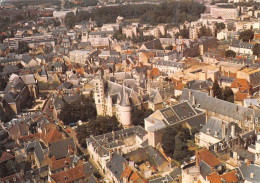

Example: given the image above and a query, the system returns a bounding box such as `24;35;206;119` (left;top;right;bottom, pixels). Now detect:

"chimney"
206;112;208;123
222;121;226;139
51;156;56;161
192;95;195;105
231;124;235;138
247;159;250;166
196;150;199;167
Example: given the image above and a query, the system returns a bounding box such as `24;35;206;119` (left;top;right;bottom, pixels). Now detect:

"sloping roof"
51;157;72;171
0;151;14;163
106;152;127;180
207;170;239;183
198;150;221;168
49;138;76;160
20;74;36;85
239;162;260;183
180;89;254;121
51;164;85;183
141;39;163;50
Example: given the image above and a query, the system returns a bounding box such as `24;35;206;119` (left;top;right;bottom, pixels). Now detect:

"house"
21;55;39;67
49;138;77;160
182;150;225;183
140;39;164;50
153;59;184;75
105;152;128;183
239;162;260;183
198;36;218;55
180;89;260;131
51;162;98;183
229;40;254;55
144;101;206;147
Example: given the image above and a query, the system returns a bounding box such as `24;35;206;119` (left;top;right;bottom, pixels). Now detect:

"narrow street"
55;121;106;178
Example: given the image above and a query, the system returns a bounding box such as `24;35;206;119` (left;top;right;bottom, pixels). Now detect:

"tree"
177;25;189;39
18;41;29;54
225;50;236;58
60;95;97;124
132;109;153;127
174;131;189;161
162;124;192;159
162;126;177;157
212;80;222;99
215;22;226;36
76;115;122;147
64;12;75;29
223;87;234;103
239;29;254;42
253;43;260;57
198;25;212;38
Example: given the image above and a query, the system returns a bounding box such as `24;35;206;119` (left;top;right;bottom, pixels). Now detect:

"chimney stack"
222;121;226;139
196;150;199;167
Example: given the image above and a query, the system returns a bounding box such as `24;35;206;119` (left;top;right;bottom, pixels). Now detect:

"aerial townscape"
0;0;260;182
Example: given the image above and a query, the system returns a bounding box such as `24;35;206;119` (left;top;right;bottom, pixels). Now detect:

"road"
55;121;106;178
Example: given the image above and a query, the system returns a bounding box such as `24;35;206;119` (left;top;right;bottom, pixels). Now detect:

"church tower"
118;85;132;128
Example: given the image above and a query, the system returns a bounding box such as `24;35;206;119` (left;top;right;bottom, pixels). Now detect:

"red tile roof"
198;150;221;168
0;152;14;163
51;165;85;183
51;157;72;171
207;170;238;183
231;78;250;88
234;92;249;101
41;126;63;144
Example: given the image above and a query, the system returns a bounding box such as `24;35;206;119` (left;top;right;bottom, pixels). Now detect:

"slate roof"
141;39;164;50
3;65;19;73
200;117;241;140
230;40;254;49
180;89;255;121
20;74;36;85
146;146;168;168
106;152;127;180
49;138;76;160
239;162;260;183
233;147;255;162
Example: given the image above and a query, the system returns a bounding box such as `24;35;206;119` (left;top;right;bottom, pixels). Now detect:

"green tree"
132;109;153;127
199;25;212;38
162;124;191;159
174;131;189;161
162;126;177;157
18;41;29;54
212;80;222;99
60;95;97;124
223;87;234;103
239;29;254;42
225;50;236;58
76;115;122;147
64;12;75;29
